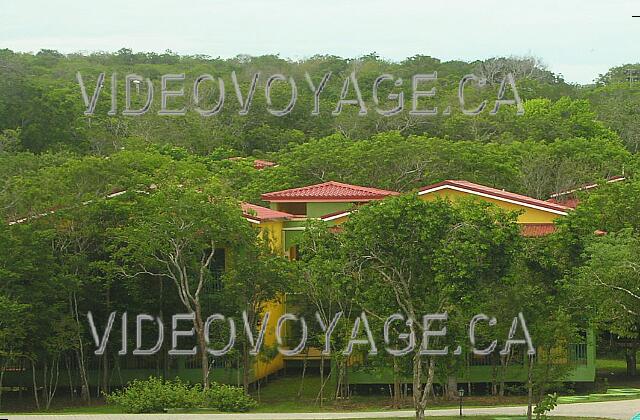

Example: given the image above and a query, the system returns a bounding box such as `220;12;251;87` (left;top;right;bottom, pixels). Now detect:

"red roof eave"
262;181;399;202
319;209;352;221
520;224;557;237
419;180;571;215
241;202;293;222
265;197;385;203
549;175;626;198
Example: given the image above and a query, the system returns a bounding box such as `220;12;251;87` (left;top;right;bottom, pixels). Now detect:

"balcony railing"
468;343;588;367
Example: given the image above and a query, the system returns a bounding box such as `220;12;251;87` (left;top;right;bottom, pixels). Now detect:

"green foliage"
0;128;21;153
1;48;638;412
342;195;522;313
105;377;203;413
332;194;533;412
573;230;640;338
203;383;258;412
105;377;257;414
586;81;640;152
557;179;640;266
2;48;631;155
533;392;558;419
0;294;30;358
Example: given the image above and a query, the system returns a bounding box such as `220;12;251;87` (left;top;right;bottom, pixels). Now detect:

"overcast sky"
2;0;639;84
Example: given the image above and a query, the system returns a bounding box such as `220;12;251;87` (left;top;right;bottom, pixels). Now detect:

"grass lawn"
596;357;640;388
45;405;122;414
252;374;640;412
596;357;628;373
349;418;610;420
5;362;640;415
251;375;530;413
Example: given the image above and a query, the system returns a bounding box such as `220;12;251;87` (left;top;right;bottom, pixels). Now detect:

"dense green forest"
1;48;639;219
2;49;640;416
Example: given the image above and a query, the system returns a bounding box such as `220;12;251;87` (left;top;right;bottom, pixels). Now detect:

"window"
278;202;307;216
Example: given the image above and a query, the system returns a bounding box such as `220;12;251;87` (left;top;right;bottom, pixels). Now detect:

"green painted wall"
284;229;303;250
282;220;306;250
268;201;350;218
342;337;596;384
345;362;595;384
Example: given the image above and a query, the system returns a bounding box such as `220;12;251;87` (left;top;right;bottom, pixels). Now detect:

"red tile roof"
546;176;626;209
547;197;580;209
241;203;293;222
520;224;557;237
254;159;277;170
549;176;625;199
226;157;278;170
418;180;571;215
262;181;399;202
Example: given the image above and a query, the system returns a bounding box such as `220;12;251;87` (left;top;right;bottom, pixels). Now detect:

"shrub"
106;377;257;414
503;383;527;395
106;377;203;413
204;383;258;412
533;392;558;420
545;381;575;395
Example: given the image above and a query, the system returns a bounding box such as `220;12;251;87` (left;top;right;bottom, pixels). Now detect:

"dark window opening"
277;202;307;216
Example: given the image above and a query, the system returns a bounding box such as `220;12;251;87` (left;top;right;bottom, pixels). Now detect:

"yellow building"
247;179;592;384
417;179;571;236
240;203;294;381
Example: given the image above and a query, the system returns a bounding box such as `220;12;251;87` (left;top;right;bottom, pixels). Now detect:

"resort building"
4;179;597;390
247;179;595;385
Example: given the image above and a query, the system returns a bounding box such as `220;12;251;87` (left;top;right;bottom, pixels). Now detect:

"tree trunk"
42;362;47;409
535;348;553;406
194;305;210;389
65;356;74;401
412;353;435;420
316;360;332;406
626;347;637;377
236;354;241;387
466;355;472;397
102;286;110;394
94;355;101;399
344;359;350;399
446;375;458;400
41;358;60;410
160;277;168;380
101;354;109;395
319;354;325;407
0;358;7;410
76;349;90;403
298;348;309;397
499;351;512;397
242;342;250;392
412;353;423;419
393;357;401;408
490;353;498;396
335;359;344;399
526;354;534;420
31;360;40;410
337;361;342;399
257;378;261;402
71;293;90;402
